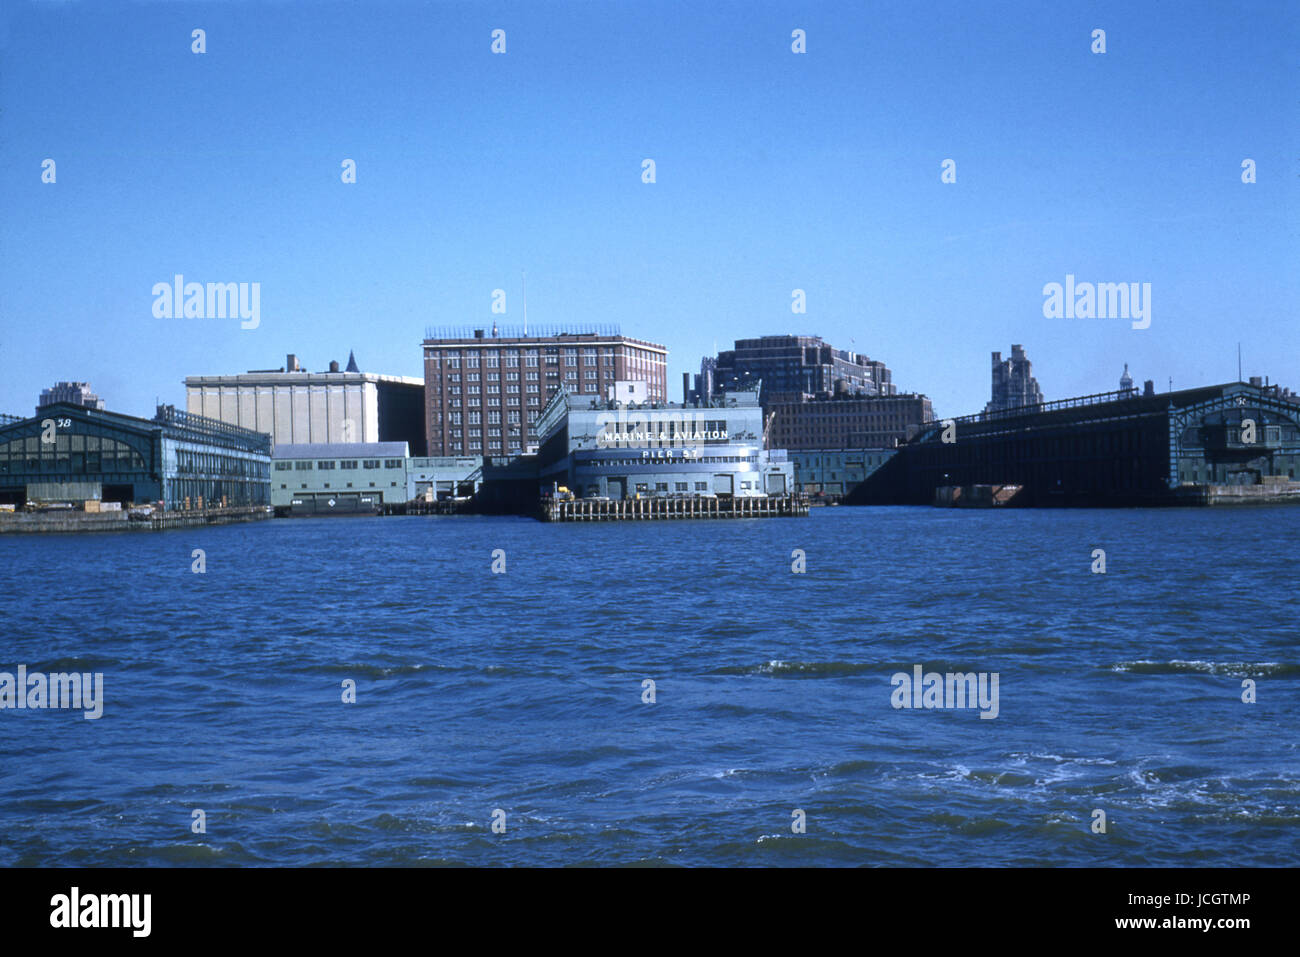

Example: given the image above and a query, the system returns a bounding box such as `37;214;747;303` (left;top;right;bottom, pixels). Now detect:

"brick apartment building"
422;324;668;456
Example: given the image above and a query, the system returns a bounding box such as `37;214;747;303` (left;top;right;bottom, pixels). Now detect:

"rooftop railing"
949;387;1142;425
424;323;623;340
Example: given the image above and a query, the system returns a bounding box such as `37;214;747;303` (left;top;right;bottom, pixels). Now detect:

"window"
675;482;687;491
384;459;402;468
295;461;313;471
318;461;336;470
275;461;292;471
340;461;358;469
363;459;379;469
695;482;708;491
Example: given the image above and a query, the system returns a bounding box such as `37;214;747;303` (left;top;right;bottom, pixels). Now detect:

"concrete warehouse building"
534;380;793;500
271;441;408;515
186;352;426;455
0;403;271;510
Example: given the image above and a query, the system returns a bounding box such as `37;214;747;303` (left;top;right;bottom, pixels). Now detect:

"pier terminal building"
0;403;271;510
848;381;1300;506
533;381;793;500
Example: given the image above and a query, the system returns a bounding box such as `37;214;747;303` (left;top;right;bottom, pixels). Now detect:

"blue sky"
1;0;1296;420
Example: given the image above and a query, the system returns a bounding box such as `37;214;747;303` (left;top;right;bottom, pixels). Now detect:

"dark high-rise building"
986;344;1043;414
422;324;668;456
712;335;895;407
37;381;105;414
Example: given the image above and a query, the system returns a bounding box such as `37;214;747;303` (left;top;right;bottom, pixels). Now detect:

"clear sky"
1;0;1296;420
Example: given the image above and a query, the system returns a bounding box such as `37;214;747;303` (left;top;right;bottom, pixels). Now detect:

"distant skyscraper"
37;381;105;414
690;356;717;405
985;344;1043;414
710;335;896;408
1119;363;1134;392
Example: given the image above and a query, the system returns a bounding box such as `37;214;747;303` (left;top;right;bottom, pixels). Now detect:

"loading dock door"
607;478;626;501
713;474;734;497
766;472;786;494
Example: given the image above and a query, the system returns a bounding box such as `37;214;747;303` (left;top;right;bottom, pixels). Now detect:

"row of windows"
175;450;263;479
430;348;623;359
583;455;758;466
0;434;138;454
281;482;400;489
0;452;147;475
278;458;404;471
434;354;623;369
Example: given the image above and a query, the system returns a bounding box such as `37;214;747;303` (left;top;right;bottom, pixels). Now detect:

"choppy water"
1;507;1297;866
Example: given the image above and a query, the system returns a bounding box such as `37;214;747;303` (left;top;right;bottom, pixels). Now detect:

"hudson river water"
1;507;1297;866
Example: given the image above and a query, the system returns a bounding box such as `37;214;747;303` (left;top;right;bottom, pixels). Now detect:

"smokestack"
329;360;340;373
682;372;691;405
286;353;299;372
1143;380;1155;397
